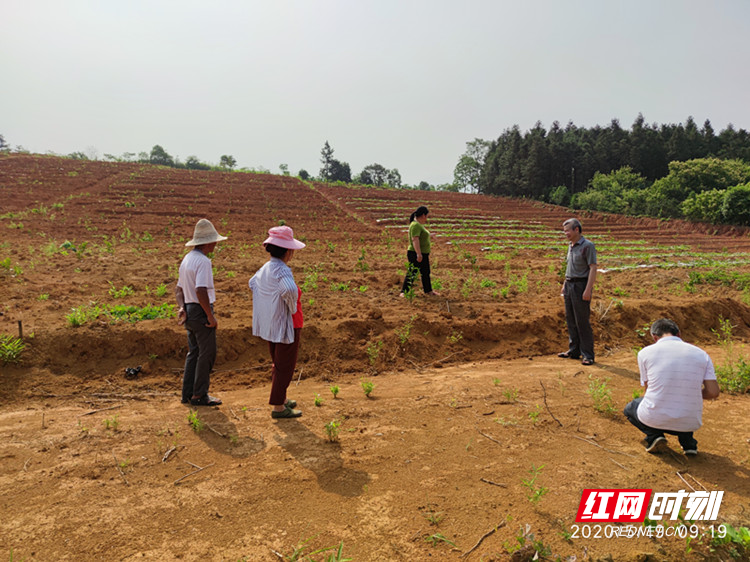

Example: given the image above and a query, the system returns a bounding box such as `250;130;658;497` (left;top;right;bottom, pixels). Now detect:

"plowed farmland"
1;153;749;561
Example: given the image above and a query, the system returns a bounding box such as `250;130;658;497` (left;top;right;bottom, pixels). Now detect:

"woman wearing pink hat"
248;225;306;418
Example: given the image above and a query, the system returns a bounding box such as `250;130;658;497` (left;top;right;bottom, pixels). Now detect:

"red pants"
267;328;301;406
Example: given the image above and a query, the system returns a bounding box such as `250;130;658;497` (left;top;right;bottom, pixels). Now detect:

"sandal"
271;405;302;419
581;358;595;366
557;351;580;359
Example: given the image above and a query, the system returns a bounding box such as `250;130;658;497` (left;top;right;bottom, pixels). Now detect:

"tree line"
451;115;750;226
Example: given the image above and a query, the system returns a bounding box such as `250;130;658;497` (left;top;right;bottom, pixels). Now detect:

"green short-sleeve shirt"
408;221;431;254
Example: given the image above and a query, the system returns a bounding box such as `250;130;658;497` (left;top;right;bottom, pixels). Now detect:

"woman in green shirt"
400;206;439;297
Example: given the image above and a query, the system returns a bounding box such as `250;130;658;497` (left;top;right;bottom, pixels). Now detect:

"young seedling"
424;533;456;548
361;378;374;398
103;415;119;431
501;388;519;403
187;410;204;432
528;404;542;424
324;419;341;442
330;384;340;399
587;375;617;417
521;464;549;503
313;393;323;407
366;340;383;367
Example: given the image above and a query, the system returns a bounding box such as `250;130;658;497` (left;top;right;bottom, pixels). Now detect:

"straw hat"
185;219;228;247
263;225;306;250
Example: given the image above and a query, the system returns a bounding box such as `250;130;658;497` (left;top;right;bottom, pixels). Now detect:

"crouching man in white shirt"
623;318;720;456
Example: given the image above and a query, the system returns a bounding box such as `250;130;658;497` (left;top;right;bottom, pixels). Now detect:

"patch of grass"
424;533;456;548
66;303;176;326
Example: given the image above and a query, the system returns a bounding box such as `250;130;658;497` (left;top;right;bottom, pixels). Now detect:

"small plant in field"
361;378;375;398
326;241;336;253
118;458;131;471
354;248;370;273
330;384;340;399
424;533;456;548
528;404;542;424
713;316;750;393
154;283;168;297
77;419;89;433
187;410;204;432
366;340;383;367
330;281;350;292
559;522;574;542
324;419;341;442
108;282;134;299
313;393;323;407
495;416;517;426
504;525;552;558
501;388;519;403
521;464;549;503
422;507;444;526
709;524;750;559
635;323;651;337
587;375;617;416
0;334;26;364
403;284;416;303
447;330;463;344
449;397;458;409
492;377;501;386
103;415;120;431
632;388;643;399
358;285;368;293
38;293;49;301
395;314;417;346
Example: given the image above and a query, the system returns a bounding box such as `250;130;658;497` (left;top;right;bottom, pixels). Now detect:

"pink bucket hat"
263;225;306;250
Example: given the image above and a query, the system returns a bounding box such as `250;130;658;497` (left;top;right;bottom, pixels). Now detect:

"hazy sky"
2;1;749;186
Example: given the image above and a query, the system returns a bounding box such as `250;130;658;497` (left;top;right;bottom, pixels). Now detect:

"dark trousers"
623;398;698;450
268;328;301;406
401;251;433;293
563;280;594;360
182;303;217;401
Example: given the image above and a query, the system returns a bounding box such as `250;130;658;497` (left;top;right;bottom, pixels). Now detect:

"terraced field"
2;154;749;561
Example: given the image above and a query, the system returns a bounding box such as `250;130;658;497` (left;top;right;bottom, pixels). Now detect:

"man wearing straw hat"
175;219;227;406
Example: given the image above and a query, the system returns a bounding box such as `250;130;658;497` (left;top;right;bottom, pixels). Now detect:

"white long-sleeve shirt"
248;258;298;344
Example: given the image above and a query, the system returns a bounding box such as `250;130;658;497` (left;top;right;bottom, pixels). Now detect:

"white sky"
2;0;749;186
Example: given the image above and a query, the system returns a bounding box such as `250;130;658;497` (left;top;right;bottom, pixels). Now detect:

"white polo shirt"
636;336;716;432
177;249;216;304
